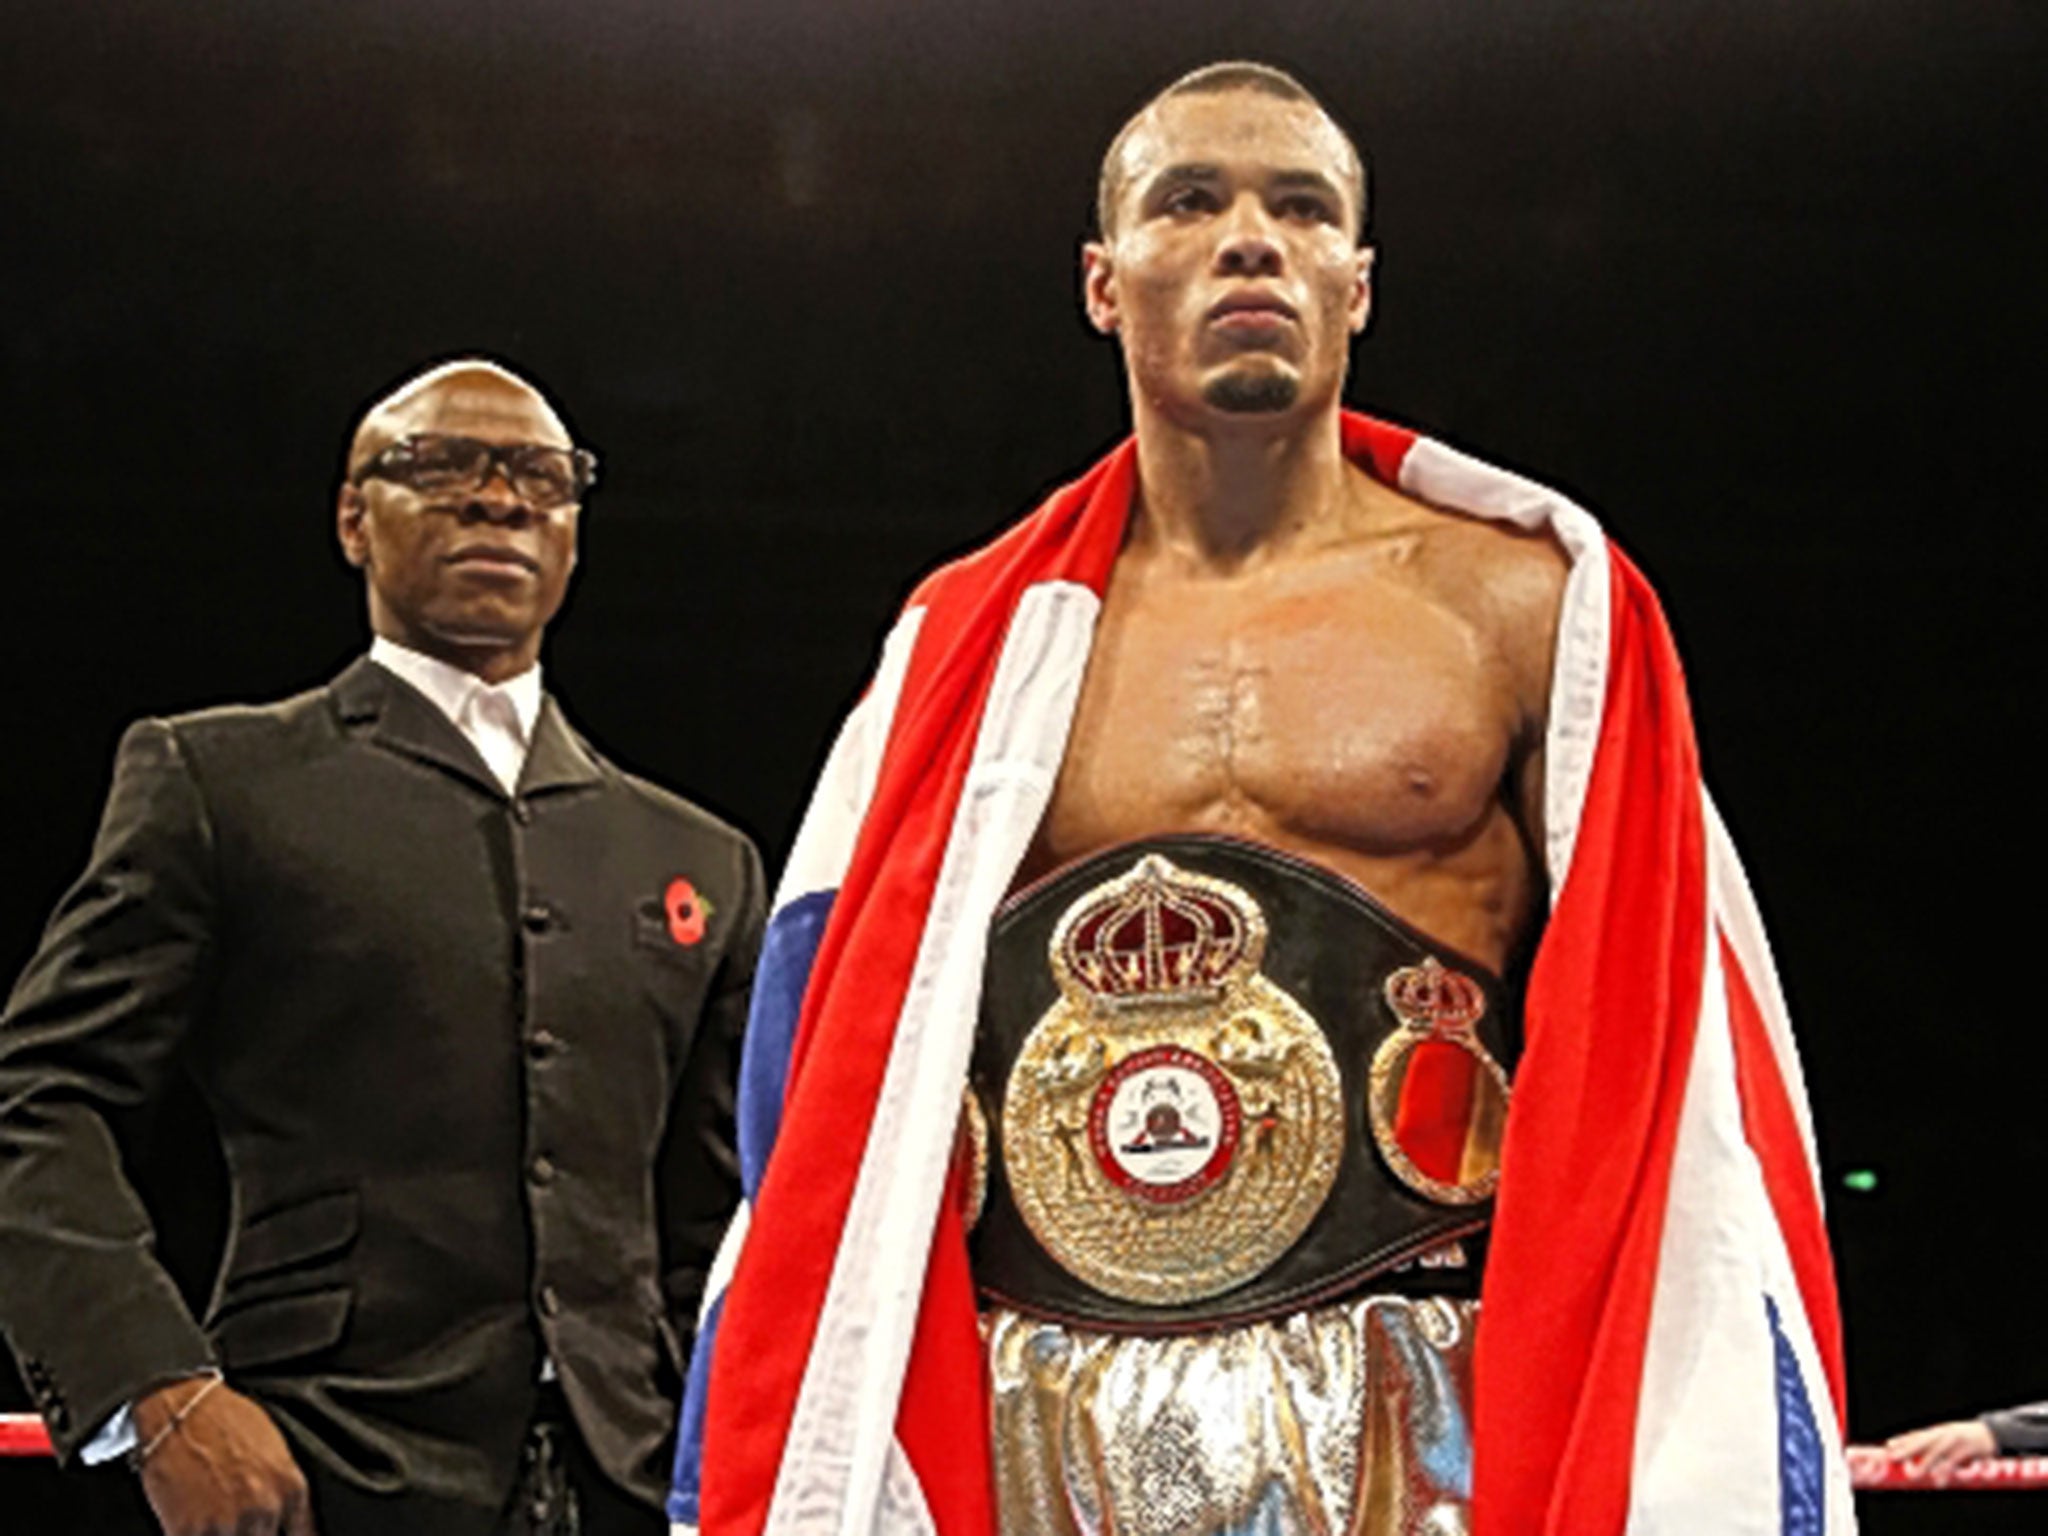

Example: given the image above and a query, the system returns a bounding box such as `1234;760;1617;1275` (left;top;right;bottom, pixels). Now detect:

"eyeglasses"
353;433;599;510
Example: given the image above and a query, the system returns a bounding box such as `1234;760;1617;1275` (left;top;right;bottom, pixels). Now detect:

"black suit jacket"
0;658;763;1530
1985;1403;2048;1455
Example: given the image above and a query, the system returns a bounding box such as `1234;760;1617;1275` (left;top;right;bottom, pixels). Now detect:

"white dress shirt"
368;636;542;794
82;641;548;1464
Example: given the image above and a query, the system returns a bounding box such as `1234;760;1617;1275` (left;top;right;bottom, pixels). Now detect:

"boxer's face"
337;370;581;678
1085;91;1372;429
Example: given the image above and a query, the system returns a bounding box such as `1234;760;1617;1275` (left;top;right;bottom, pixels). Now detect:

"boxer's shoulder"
1387;490;1570;711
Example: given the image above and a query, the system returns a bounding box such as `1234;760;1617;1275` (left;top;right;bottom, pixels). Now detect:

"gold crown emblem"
1051;854;1265;1007
1383;956;1486;1033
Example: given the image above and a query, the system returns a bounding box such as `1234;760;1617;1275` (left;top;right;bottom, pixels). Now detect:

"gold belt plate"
1000;854;1344;1306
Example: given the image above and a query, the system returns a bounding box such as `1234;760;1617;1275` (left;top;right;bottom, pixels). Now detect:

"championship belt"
966;835;1519;1331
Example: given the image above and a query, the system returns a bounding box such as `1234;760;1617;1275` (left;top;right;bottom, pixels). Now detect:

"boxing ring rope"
1845;1449;2048;1490
10;1411;2048;1491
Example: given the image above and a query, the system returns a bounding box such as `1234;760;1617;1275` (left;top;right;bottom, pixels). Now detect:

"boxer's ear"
1082;241;1120;335
1349;244;1376;335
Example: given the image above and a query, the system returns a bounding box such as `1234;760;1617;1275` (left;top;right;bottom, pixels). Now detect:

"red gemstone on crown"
1057;855;1255;1005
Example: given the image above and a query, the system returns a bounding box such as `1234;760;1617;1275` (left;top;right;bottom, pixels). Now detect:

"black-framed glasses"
353;433;599;510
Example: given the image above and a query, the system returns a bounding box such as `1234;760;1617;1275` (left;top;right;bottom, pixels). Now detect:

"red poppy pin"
664;877;710;947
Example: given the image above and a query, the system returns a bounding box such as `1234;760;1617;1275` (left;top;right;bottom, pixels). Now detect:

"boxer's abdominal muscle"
1022;535;1545;973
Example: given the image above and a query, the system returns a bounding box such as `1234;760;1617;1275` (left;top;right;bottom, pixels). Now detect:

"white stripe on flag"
1629;901;1785;1536
766;581;1102;1536
878;1437;938;1536
1395;436;1611;891
1703;793;1824;1183
698;1201;749;1330
775;607;926;910
1706;798;1855;1534
1746;1140;1857;1536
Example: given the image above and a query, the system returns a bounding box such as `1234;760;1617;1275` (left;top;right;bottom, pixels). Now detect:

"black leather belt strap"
969;835;1521;1331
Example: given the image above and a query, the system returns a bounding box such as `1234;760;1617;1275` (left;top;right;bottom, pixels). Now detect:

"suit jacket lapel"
518;697;605;797
329;657;606;802
329;656;505;799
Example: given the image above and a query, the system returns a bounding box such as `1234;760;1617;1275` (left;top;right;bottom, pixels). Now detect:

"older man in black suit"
0;358;763;1536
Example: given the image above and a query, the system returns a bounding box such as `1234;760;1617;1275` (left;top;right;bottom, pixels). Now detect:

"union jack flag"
671;415;1853;1536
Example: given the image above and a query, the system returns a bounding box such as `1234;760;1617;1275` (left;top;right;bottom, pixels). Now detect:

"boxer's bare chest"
1025;529;1543;969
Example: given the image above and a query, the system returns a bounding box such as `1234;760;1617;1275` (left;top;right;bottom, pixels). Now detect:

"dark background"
2;0;2039;1529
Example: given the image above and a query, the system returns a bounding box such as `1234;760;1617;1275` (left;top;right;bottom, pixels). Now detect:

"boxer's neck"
1128;406;1355;572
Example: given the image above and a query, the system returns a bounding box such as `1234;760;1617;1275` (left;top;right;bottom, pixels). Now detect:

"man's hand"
134;1377;315;1536
1884;1418;1999;1482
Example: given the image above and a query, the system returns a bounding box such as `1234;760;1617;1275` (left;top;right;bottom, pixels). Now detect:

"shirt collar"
367;636;543;743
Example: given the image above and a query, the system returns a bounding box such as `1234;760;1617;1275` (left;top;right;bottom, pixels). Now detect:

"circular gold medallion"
1000;855;1345;1306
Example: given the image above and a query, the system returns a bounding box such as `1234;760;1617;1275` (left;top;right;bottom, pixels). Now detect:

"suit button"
538;1284;561;1317
527;1028;560;1060
529;1153;556;1187
521;904;555;934
511;799;533;826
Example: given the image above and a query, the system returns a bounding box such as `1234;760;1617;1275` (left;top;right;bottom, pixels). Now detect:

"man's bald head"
1096;62;1368;243
345;358;573;482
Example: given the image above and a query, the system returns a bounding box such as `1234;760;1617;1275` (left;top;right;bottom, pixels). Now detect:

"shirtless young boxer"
1019;76;1565;969
979;63;1560;1536
677;61;1849;1536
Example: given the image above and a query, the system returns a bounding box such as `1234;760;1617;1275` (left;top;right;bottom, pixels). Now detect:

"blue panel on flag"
737;889;836;1198
1767;1294;1824;1536
668;1290;727;1523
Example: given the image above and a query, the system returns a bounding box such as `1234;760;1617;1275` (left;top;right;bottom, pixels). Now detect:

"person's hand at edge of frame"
134;1375;316;1536
1882;1418;1999;1483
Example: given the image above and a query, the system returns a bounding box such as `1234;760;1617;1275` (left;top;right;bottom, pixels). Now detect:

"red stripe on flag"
1341;413;1420;486
701;662;990;1536
1722;932;1848;1426
699;448;1135;1536
897;1163;999;1532
1474;552;1709;1536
